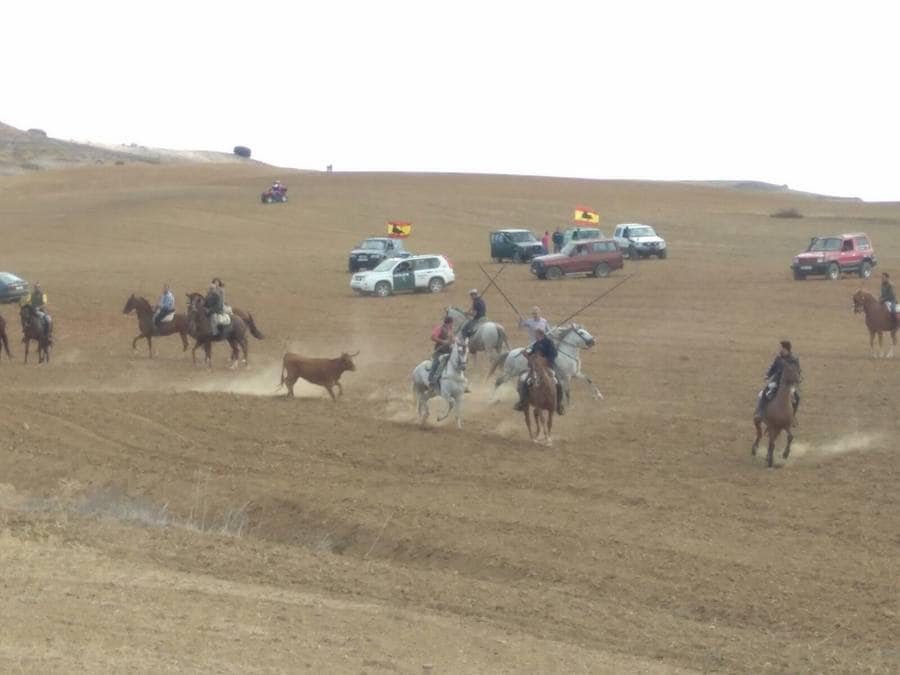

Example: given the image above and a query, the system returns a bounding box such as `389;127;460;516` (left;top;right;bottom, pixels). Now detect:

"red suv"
530;238;624;280
791;233;876;281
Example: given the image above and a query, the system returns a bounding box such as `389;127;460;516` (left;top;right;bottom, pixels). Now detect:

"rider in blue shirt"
513;326;565;415
153;283;176;329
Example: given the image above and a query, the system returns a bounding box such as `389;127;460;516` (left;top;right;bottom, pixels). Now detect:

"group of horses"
412;308;602;445
0;306;53;364
122;293;264;368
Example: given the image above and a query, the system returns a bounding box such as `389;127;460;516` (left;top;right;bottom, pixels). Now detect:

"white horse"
411;337;469;428
489;324;602;405
446;306;509;369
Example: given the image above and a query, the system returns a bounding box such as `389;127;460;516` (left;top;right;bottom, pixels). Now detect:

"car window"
592;241;611;252
841;239;854;252
856;237;870;250
808;238;841;252
560;242;577;256
507;231;536;243
394;261;411;273
491;233;503;244
373;259;395;272
412;257;439;271
628;226;654;237
361;241;386;250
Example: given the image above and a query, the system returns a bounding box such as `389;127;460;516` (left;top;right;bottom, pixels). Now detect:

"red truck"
790;233;876;281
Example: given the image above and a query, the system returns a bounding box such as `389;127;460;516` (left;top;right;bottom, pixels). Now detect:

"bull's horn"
349;350;360;357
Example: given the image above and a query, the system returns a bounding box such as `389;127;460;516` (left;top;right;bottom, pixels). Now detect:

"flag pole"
478;264;505;297
555;274;634;326
478;264;523;319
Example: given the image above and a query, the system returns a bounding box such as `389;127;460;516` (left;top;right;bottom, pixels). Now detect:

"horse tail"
488;350;509;378
246;313;265;340
496;325;510;352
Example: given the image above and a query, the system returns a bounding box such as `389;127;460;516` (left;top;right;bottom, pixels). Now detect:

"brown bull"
279;351;358;400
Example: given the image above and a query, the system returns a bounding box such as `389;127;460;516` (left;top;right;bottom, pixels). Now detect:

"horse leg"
752;418;763;455
147;335;153;358
132;334;142;351
888;332;896;359
180;330;188;352
524;405;534;440
783;430;793;460
455;394;463;429
23;338;29;364
436;393;454;422
767;429;779;468
325;385;336;401
546;409;554;446
336;381;344;398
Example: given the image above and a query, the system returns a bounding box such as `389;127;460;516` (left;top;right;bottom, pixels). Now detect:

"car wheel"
593;262;610;278
658;249;667;259
546;266;563;280
827;262;841;281
428;277;445;293
793;269;806;281
374;281;392;297
629;245;639;260
859;261;872;279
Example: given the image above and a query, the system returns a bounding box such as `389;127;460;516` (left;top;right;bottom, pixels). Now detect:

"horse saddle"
215;312;232;326
159;312;174;324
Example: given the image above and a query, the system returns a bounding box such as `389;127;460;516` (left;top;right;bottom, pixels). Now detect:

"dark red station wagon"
530;238;624;280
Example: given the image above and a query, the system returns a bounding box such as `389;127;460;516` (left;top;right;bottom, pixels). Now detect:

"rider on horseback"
21;282;52;342
153;283;175;331
754;340;801;419
429;316;455;389
203;282;226;337
519;306;551;342
514;326;565;415
460;289;486;339
880;272;897;327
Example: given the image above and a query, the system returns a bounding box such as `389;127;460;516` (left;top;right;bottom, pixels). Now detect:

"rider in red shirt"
429;316;455;388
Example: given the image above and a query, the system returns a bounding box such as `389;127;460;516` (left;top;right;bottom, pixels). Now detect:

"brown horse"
523;353;557;445
20;305;51;364
0;314;11;362
752;362;801;468
185;292;249;368
852;289;896;358
122;294;190;357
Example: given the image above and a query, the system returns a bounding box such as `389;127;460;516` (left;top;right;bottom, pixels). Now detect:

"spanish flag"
387;221;412;238
574;207;600;224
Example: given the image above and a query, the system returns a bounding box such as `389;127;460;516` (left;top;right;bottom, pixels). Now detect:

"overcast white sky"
3;1;898;200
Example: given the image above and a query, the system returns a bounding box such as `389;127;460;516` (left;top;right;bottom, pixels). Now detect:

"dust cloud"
789;432;883;462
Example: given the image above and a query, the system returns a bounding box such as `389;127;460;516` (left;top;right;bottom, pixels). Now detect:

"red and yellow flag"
387;221;412;238
574;207;600;224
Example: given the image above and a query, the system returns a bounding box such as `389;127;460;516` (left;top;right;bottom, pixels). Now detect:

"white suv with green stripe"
350;255;455;297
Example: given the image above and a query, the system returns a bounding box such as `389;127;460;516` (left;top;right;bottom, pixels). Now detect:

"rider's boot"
556;383;565;415
513;381;528;411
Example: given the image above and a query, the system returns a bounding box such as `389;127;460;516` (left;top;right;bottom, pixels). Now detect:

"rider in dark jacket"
513;327;565;415
881;272;897;326
461;289;486;338
203;283;225;336
754;340;801;418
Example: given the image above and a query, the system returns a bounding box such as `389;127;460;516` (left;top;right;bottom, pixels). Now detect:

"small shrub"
771;208;803;219
233;145;251;158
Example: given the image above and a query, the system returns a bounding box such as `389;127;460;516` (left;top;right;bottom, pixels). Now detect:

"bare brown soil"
0;164;898;673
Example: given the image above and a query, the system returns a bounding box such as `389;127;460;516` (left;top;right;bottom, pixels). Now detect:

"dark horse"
20;305;51;364
185;292;249;368
523;353;557;446
122;294;190;358
0;314;11;362
752;362;801;468
852;289;896;358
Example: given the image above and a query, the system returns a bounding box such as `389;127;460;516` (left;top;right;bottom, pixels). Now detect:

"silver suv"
613;223;667;259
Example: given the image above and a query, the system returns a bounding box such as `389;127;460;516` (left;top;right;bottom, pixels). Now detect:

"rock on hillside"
0;121;258;175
